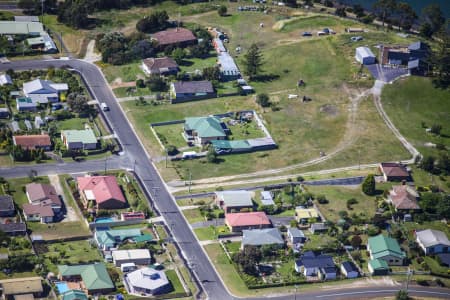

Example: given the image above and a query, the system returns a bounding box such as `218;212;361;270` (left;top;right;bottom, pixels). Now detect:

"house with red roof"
151;28;197;49
387;185;420;211
13;134;51;150
379;162;411;182
225;211;271;233
77;176;127;209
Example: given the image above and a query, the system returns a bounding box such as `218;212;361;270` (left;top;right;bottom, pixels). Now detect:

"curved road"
0;59;448;300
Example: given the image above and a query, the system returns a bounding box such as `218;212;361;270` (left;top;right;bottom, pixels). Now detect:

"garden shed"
355;47;376;65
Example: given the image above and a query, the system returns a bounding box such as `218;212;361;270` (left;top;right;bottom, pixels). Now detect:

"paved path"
83;40;101;63
48;174;79;222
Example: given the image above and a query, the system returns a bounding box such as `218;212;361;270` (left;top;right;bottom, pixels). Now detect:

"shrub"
362;174;376;195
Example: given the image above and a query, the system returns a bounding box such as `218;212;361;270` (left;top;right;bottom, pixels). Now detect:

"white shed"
355;47;376;65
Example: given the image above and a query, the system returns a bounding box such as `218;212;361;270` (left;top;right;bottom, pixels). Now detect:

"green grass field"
382;77;450;158
182;208;205;224
41;240;102;273
306;185;377;223
278;15;359;32
194;225;229;241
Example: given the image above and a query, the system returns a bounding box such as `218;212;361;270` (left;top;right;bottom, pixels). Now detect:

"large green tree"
396;2;416;31
362;174;376;196
243;43;264;79
373;0;397;29
420;4;446;38
429;30;450;89
66;93;89;113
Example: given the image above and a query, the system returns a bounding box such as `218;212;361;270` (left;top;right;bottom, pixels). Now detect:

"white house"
0;74;12;86
416;229;450;255
340;261;359;279
124;268;172;296
112;249;152;267
23;79;68;104
355;47;376;65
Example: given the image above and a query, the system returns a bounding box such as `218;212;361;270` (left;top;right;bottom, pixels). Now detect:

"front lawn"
182;208;205;224
194;225;229;241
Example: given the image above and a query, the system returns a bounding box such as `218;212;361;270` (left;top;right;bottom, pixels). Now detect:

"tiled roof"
13;134;51;149
389;185;420;210
22;203;54;217
142;57;178;72
0;195;14;211
25;183;61;207
226;211;271;227
77;176;126;205
152;28;196;46
380;162;409;178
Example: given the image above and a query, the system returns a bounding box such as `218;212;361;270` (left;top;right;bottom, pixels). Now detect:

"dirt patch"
319;104;339;116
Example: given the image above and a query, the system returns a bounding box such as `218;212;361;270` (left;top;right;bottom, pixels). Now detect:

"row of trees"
9;145;48;162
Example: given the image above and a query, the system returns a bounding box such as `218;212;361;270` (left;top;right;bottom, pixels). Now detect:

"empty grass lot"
182;208;205;224
41;240;102;273
27;221;91;240
101;62;143;84
194;225;229;241
382;77;450;159
306;185;377;223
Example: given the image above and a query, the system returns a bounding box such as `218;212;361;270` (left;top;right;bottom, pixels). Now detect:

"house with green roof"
368;259;389;275
94;228;151;250
60;289;88;300
367;234;406;266
58;263;114;294
183;116;228;145
61;129;98;150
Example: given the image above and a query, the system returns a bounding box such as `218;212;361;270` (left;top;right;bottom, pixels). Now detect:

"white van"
101;102;109;111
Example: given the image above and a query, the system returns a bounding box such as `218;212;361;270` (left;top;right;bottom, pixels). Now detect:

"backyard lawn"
382;77;450;159
40;240;102;273
27;221;91;240
306;185;377;223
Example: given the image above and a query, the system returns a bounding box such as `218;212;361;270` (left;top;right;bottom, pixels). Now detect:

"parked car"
351;36;363;42
51;103;62;111
302;31;312;37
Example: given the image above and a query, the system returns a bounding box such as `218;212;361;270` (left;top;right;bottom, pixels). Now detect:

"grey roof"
260;191;275;206
416;229;450;248
216;191;253;207
242;228;284;246
23;79;67;95
296;253;334;269
10;121;20;132
310;223;327;232
0;195;14;211
16;97;37;108
407;59;421;69
125;268;170;291
0;222;26;234
356;46;375;58
14;16;40;22
288;227;305;238
218;52;240;76
341;261;358;273
0;74;12;85
172;80;214;94
0;21;44;35
408;41;427;51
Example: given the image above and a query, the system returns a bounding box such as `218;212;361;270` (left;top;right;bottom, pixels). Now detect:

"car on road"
302;31;312;37
101;102;109;111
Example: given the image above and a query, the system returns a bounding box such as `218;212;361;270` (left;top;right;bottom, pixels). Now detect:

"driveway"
48;174;79;222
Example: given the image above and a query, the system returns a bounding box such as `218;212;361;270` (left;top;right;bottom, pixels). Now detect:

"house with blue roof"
295;252;336;280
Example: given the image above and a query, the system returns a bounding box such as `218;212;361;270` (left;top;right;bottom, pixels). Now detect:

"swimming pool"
95;217;115;223
55;282;69;294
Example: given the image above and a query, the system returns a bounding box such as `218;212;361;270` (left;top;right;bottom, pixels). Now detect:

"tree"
430;31;450;89
217;5;227;17
419;23;433;38
202;66;220;81
57;0;89;29
206;147;217;163
352;4;365;18
350;235;362;249
395;290;410;300
243;43;264;79
430;124;442;135
136;10;169;33
66;93;88;113
171;48;186;64
233;245;262;275
166;145;178;156
419;156;435;173
335;7;347;18
396;2;416;31
421;4;445;37
362;174;376;195
146;75;167;92
373;0;397;29
256;93;270;107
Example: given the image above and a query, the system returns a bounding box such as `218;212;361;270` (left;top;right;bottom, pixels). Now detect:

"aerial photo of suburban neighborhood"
0;0;449;300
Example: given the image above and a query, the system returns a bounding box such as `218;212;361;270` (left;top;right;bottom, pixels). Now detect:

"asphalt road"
1;59;449;300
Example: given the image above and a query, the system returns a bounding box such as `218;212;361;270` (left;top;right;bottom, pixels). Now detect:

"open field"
182;208;204;224
382;77;450;159
306;185;377;223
